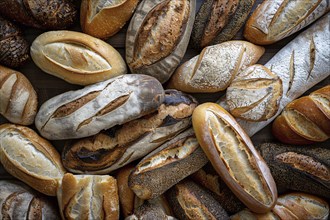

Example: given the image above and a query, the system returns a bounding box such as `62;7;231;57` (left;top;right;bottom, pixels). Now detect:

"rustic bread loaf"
30;30;127;85
126;0;196;83
272;85;330;144
35;74;164;140
218;13;330;136
81;0;139;39
57;173;119;220
0;0;77;29
226;64;283;121
61;89;197;174
192;0;255;49
128;129;208;200
166;180;229;220
0;180;60;219
0;16;29;68
0;66;37;125
192;103;277;213
0;124;66;196
244;0;329;45
167;41;264;93
258;142;330;199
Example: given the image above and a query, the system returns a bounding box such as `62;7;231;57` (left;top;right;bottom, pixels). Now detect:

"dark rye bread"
192;0;255;50
166;180;229;220
257;143;330;198
125;201;175;220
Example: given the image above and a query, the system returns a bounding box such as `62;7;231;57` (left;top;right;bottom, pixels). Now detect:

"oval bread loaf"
62;89;197;174
0;124;66;196
126;0;196;83
35;74;164;140
30;30;127;85
226;64;283;121
244;0;329;45
57;173;119;220
80;0;139;39
167;41;265;93
0;65;38;125
192;103;277;213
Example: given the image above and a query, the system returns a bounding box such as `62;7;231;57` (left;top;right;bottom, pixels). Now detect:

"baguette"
0;124;66;196
192;103;277;213
167;41;264;93
126;0;196;83
81;0;139;39
35;74;164;140
0;65;38;125
219;13;330;136
30;30;127;85
272;85;330;144
244;0;329;45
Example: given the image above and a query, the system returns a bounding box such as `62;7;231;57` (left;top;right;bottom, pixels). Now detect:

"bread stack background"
0;0;329;219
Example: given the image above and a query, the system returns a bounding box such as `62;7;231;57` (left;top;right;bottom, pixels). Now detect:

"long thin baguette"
219;13;330;136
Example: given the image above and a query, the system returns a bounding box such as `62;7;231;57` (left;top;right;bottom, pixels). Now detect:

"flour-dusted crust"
35;74;164;140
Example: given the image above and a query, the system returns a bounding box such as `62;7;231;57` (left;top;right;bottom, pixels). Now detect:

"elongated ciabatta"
0;65;38;125
126;0;196;83
0;124;66;196
192;103;277;213
258;143;330;198
30;30;127;85
0;180;60;219
167;41;265;93
218;13;330;136
81;0;139;39
35;74;164;140
244;0;329;45
62;89;197;174
129;129;209;200
57;174;119;220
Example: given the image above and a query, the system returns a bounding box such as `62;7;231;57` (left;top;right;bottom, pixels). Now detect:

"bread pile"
0;0;329;219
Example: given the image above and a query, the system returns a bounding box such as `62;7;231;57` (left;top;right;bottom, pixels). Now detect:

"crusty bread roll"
226;64;283;121
125;200;175;220
30;30;127;85
35;74;164;140
192;103;277;213
218;13;330;137
0;65;37;125
57;173;119;220
167;41;264;93
244;0;329;45
126;0;196;83
272;85;330;144
0;124;66;196
81;0;139;39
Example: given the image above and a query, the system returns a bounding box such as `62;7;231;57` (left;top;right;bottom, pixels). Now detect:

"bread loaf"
272;85;330;144
126;0;196;83
128;129;208;200
35;74;164;140
31;30;127;85
167;41;265;93
81;0;139;39
218;13;330;136
0;180;60;219
0;0;77;29
192;103;277;213
258;142;330;199
0;16;29;68
0;65;38;125
62;89;197;174
192;0;255;49
57;173;119;220
166;180;229;220
226;64;283;121
244;0;329;45
0;124;66;196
